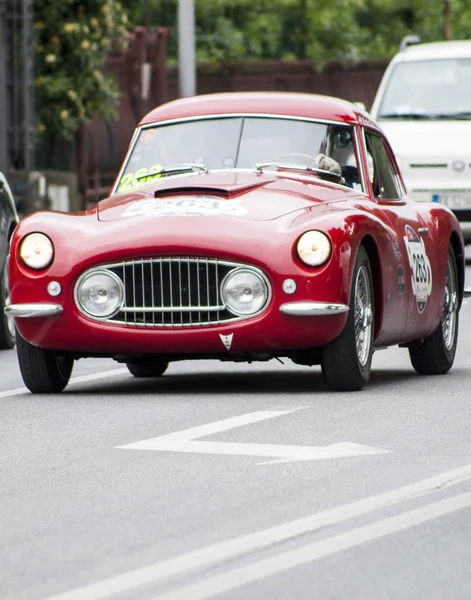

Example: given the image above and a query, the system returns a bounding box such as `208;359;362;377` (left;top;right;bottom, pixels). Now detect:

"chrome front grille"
105;257;253;327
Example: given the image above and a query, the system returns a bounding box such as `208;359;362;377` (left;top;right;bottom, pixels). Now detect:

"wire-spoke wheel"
354;265;373;368
409;244;459;375
321;245;374;391
441;253;458;352
0;251;16;349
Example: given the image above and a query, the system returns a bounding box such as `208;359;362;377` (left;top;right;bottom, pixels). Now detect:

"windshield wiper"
380;111;471;120
379;113;435;120
430;111;471;120
135;163;207;181
255;162;344;184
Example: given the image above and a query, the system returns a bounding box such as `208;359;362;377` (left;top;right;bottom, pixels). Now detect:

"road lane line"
45;463;471;600
118;411;387;461
153;491;471;600
0;368;128;399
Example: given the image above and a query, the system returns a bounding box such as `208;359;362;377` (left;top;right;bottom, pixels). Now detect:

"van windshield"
378;58;471;119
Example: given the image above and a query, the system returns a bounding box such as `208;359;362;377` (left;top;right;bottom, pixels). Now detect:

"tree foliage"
123;0;471;65
35;0;471;142
34;0;129;140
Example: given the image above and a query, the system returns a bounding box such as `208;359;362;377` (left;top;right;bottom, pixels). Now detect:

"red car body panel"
8;93;464;362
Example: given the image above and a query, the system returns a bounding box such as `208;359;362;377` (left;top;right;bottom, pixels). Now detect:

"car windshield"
116;116;363;192
378;58;471;119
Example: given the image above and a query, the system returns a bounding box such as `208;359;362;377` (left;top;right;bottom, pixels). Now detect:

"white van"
370;38;471;242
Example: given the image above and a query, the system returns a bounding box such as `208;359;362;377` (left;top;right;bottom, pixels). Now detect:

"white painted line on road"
118;411;388;463
153;491;471;600
45;462;471;600
0;368;128;399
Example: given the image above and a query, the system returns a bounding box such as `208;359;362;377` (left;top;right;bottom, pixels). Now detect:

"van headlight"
75;270;124;318
19;233;54;269
297;231;331;266
221;268;269;316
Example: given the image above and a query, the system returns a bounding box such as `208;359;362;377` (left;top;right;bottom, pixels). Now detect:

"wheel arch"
449;230;464;308
358;234;383;339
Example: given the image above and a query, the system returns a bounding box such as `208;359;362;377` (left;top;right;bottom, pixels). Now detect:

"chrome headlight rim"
296;230;332;267
74;269;125;319
19;232;55;270
220;266;271;317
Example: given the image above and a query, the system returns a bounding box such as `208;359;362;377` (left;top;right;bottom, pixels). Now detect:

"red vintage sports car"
6;92;464;393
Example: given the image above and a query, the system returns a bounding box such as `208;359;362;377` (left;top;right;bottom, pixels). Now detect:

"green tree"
123;0;471;64
34;0;129;141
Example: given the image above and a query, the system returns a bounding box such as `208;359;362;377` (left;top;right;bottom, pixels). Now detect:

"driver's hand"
315;153;342;176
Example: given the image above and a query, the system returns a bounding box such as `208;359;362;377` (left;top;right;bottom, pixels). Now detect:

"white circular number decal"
404;225;432;313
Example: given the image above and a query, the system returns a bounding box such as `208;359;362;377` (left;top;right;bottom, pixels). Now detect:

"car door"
363;130;438;344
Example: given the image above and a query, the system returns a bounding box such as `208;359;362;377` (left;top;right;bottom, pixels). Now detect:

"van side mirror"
399;35;421;52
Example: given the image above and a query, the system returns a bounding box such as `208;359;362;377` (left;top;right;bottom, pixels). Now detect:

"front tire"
0;252;16;350
126;361;168;378
16;332;74;393
409;244;459;375
321;245;375;391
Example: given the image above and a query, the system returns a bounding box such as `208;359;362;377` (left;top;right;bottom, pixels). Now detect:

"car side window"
365;132;401;200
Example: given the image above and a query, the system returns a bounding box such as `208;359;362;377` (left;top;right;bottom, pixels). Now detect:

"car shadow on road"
62;366;422;397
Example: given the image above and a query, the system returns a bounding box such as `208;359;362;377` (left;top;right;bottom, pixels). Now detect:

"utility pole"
444;0;452;40
178;0;196;97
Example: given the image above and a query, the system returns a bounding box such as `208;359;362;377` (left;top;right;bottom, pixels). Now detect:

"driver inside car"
315;153;342;176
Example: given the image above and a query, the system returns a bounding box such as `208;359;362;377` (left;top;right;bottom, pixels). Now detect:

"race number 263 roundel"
404;225;433;313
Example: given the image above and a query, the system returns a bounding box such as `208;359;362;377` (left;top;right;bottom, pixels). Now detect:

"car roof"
395;40;471;62
139;92;379;129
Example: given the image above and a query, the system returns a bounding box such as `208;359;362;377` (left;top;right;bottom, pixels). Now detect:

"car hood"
378;120;471;160
97;171;355;223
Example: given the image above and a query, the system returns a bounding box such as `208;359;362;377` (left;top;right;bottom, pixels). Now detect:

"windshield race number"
404;225;432;313
117;164;163;191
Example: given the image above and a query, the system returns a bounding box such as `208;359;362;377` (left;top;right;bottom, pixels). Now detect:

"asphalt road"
2;269;471;600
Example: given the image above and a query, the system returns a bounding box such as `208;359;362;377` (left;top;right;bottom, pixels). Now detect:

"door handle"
418;227;429;234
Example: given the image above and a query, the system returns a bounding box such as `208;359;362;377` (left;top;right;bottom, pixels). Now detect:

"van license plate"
432;193;471;209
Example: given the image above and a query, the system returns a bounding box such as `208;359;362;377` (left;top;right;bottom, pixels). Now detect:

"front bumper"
6;300;349;355
8;301;349;319
5;303;63;318
279;302;349;316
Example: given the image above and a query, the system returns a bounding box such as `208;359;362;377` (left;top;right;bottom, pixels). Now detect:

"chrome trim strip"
120;305;225;313
5;303;63;318
140;112;354;129
352;125;368;196
280;302;349;316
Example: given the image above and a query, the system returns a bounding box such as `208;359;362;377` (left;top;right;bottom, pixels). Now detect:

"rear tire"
0;251;15;350
126;361;168;378
16;332;74;393
321;245;374;391
409;244;459;375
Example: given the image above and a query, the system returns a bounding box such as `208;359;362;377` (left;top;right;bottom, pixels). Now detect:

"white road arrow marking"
118;411;388;464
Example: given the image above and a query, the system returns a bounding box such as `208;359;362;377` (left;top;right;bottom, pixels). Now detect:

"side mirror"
354;102;366;111
399;35;421;52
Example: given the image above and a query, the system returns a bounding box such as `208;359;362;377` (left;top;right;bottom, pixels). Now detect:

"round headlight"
19;233;54;269
76;270;124;318
297;231;331;266
221;268;269;316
